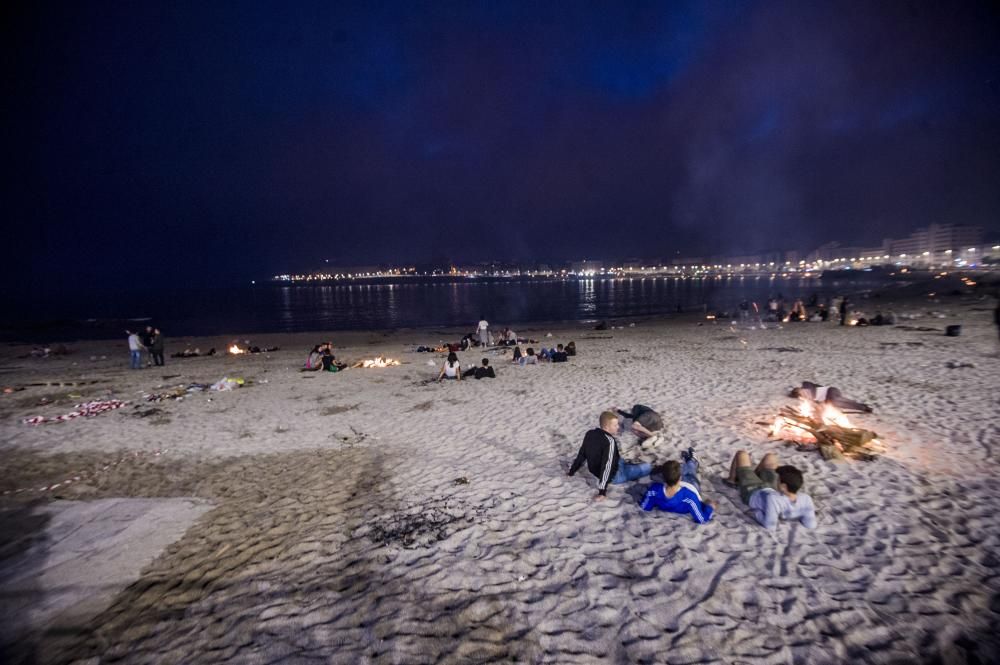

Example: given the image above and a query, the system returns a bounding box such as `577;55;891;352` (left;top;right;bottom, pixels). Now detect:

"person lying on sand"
726;450;816;530
616;404;663;440
568;411;652;501
438;352;462;381
640;449;715;523
790;381;873;413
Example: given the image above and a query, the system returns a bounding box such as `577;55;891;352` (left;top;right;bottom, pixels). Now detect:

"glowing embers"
353;357;400;368
769;398;884;461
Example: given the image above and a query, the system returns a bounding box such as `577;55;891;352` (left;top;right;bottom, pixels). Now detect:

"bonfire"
769;398;884;461
353;356;401;368
228;344;246;355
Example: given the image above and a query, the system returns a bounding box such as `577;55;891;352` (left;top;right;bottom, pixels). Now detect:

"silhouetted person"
149;328;165;366
839;297;849;326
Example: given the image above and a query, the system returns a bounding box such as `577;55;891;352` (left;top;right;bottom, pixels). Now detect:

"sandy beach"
1;292;999;664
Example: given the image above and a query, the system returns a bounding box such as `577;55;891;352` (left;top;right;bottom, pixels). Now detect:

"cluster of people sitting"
302;342;347;373
511;342;575;365
437;354;496;381
755;296;829;323
568;409;817;530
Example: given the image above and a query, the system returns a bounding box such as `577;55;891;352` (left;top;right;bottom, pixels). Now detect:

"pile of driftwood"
772;405;883;461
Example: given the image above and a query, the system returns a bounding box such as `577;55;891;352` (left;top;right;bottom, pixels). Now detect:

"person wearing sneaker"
639;449;715;524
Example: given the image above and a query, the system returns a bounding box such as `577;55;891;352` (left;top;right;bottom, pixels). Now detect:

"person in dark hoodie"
568;411;652;501
473;358;496;379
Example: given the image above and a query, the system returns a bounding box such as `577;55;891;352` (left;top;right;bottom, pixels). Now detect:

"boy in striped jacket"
640;449;715;523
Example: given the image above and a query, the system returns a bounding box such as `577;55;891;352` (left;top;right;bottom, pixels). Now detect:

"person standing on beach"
149;328;165;366
140;326;155;366
568;411;652;501
839;297;849;326
477;315;490;347
126;330;144;369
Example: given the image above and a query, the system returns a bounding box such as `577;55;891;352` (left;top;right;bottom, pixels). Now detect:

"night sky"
4;1;1000;296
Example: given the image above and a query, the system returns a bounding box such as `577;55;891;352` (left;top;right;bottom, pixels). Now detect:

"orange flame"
228;344;246;355
359;356;400;368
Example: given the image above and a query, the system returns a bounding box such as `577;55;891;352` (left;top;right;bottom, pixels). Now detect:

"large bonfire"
769;398;884;461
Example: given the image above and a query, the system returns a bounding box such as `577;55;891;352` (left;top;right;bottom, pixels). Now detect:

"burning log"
770;398;884;461
352;356;401;368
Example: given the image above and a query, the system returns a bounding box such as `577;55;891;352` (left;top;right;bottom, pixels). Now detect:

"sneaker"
681;447;697;464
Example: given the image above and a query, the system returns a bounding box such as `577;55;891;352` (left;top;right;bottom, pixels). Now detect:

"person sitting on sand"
640;449;715;523
512;346;523;363
726;450;816;530
520;347;538;365
565;341;577;357
303;345;324;371
551;344;569;362
790;381;873;413
321;348;347;372
473;358;496;379
616;404;663;440
568;411;652;501
438;352;462;381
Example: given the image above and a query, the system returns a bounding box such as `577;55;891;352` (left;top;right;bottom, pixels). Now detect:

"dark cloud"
3;1;998;295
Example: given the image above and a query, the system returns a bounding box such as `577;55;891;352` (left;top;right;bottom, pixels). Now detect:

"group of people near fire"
435;315;577;381
740;293;897;327
568;383;872;530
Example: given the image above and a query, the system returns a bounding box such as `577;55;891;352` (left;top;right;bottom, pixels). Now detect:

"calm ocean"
2;275;891;342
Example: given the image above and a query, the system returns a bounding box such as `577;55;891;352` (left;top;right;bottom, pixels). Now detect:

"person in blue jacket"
640;449;715;523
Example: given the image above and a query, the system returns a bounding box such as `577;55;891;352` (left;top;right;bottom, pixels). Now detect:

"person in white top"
126;330;144;370
438;352;462;381
477;316;490;346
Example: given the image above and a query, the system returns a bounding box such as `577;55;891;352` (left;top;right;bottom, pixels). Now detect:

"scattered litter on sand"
23;399;129;425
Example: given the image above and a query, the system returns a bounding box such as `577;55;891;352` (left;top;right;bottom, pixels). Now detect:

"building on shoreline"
272;224;996;283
